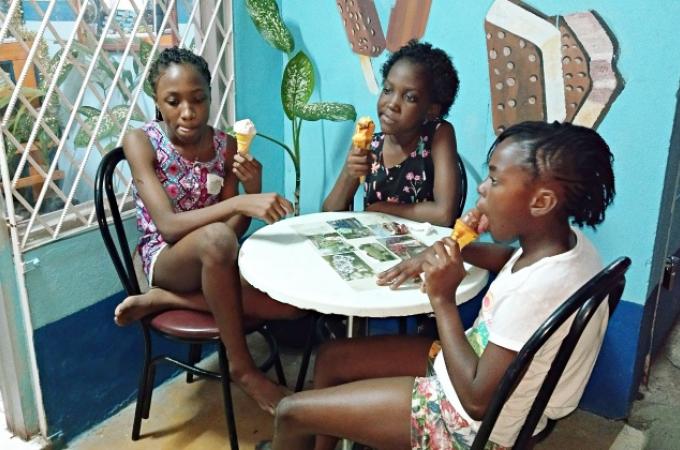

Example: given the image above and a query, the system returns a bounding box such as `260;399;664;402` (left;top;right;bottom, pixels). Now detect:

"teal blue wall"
233;0;286;233
24;223;136;329
276;0;680;304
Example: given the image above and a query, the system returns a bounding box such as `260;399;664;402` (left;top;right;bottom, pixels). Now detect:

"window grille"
0;0;235;251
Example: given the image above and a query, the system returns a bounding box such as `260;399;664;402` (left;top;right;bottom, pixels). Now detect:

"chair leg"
296;314;319;392
142;363;157;419
187;344;202;383
132;363;151;440
274;354;287;386
218;344;239;450
399;317;408;334
132;327;153;440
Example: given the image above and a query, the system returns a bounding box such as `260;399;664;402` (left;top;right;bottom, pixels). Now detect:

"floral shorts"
410;342;509;450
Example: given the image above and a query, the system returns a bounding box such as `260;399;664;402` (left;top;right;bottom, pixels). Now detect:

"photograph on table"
380;235;429;260
307;232;355;256
322;252;375;281
326;218;373;239
357;242;398;263
366;221;411;238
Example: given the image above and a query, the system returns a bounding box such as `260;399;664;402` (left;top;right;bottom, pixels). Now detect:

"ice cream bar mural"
336;0;432;94
486;0;623;133
335;0;622;134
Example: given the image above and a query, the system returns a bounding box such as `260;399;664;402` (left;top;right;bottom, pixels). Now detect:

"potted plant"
244;0;357;214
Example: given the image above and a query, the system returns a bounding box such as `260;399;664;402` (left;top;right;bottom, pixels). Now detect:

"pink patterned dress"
133;120;229;279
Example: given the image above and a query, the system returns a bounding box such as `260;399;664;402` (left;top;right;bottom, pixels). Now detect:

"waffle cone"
451;218;479;249
236;133;254;155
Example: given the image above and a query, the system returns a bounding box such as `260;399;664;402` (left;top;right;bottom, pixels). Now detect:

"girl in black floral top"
324;40;462;226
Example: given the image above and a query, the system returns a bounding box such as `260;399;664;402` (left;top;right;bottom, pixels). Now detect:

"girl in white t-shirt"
266;121;616;450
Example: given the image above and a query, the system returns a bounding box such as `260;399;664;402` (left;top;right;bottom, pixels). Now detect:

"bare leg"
153;222;286;414
241;276;307;321
273;377;415;450
114;288;208;326
312;335;433;450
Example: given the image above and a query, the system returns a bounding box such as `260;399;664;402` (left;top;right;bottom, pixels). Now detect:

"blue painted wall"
14;0;680;442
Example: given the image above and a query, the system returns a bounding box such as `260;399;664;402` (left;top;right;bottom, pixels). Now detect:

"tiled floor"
69;333;310;450
54;320;680;449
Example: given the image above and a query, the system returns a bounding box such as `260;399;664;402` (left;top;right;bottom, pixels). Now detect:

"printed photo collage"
292;217;428;290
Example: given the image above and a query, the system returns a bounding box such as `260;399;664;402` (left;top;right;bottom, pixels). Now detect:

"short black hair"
489;121;616;228
148;47;211;96
381;40;460;118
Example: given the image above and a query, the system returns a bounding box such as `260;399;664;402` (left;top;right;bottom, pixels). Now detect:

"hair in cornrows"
381;40;460;118
488;121;616;228
148;46;211;96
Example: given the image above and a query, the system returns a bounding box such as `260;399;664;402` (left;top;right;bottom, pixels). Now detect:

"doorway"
641;80;680;382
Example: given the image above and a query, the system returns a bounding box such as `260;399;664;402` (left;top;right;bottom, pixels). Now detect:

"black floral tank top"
364;119;442;207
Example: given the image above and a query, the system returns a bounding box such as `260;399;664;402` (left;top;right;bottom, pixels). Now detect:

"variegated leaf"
295;102;357;122
281;51;314;120
245;0;294;53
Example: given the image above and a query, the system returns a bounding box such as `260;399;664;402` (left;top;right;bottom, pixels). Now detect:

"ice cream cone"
451;218;479;249
353;117;375;184
233;118;257;159
236;133;254;156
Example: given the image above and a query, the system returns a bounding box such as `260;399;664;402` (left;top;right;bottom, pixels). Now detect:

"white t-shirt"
433;228;608;447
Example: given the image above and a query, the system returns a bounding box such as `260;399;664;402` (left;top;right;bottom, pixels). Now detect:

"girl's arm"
377;239;515;289
223;136;257;238
124;130;290;244
461;242;516;273
423;239;517;420
365;121;459;227
322;145;372;211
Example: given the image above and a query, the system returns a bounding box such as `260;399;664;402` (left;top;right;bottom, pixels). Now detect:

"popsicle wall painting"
485;0;622;134
337;0;386;94
336;0;433;94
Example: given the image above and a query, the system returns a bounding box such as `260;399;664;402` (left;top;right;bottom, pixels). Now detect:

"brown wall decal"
485;0;622;134
336;0;433;93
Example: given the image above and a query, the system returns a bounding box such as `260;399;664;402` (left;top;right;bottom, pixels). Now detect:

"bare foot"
234;371;289;415
114;289;170;326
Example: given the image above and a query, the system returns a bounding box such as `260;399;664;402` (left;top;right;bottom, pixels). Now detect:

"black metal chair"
470;256;631;450
95;147;286;449
456;151;468;217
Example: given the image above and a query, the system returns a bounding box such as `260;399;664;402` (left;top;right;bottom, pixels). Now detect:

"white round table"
239;211;489;317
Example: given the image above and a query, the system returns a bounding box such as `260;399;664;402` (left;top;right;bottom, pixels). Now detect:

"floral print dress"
134;120;229;278
364;119;444;207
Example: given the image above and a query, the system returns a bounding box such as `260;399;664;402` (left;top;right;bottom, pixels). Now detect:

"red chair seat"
150;309;220;340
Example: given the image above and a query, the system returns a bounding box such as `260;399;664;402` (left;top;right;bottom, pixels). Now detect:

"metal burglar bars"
0;0;234;251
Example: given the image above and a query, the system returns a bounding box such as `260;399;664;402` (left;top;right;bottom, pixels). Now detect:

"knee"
197;223;238;265
313;340;350;387
274;394;307;431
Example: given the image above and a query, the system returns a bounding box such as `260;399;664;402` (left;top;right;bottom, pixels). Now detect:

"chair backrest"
456;152;468;217
94;146;141;296
470;256;632;450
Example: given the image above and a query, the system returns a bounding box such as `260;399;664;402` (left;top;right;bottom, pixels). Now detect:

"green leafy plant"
245;0;356;214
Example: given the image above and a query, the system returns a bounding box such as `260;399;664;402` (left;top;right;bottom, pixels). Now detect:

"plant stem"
256;130;301;214
256;131;298;170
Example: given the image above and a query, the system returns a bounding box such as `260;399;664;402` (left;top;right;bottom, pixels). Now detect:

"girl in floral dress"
323;40;463;226
116;47;302;414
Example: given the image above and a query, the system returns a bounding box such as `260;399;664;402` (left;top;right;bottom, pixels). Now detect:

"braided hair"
489;121;616;228
148;46;211;97
381;40;460;118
